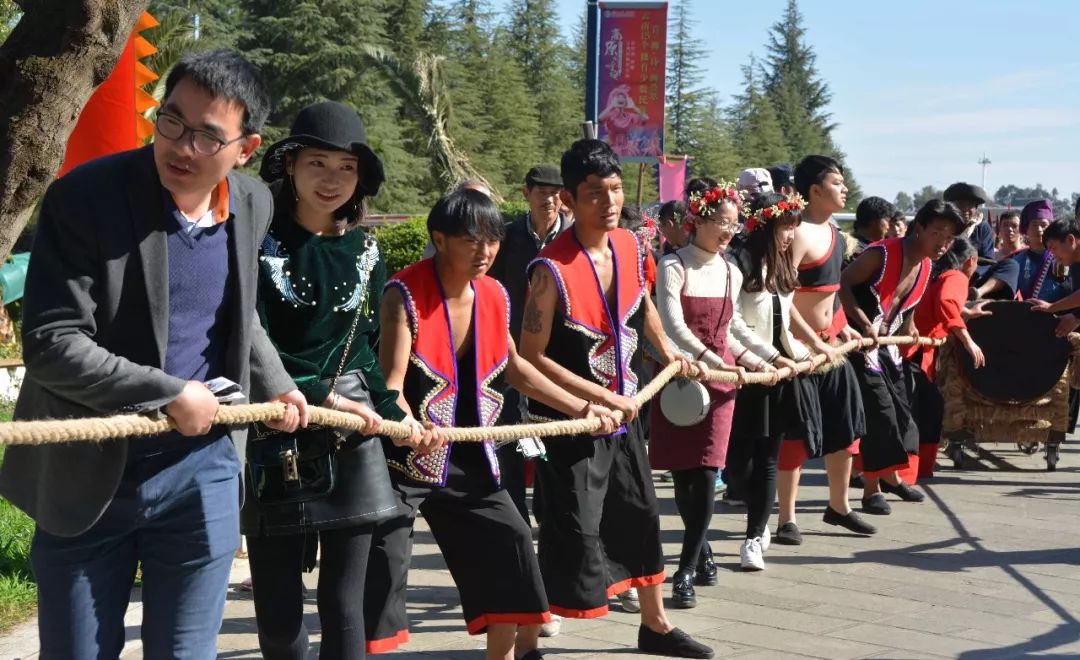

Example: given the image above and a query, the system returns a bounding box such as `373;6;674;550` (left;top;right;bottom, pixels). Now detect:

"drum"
659;377;711;427
961;301;1070;402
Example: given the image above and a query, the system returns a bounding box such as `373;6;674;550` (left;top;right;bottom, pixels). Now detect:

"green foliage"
731;57;790;168
894;191;915;214
665;0;708;157
0;403;37;633
912;185;943;210
0;0;20;44
372;217;429;275
507;0;582;162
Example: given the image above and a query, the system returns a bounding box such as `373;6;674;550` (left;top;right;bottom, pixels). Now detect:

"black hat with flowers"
259;101;386;196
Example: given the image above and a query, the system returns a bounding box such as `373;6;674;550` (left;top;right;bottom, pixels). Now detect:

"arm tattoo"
523;298;544;334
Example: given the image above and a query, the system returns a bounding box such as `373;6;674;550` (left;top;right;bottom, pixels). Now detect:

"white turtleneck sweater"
656;243;765;370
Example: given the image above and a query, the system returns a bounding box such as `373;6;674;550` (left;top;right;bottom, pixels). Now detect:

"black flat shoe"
638;625;714;659
774;521;803;545
861;492;892;515
518;650;544;660
823;506;877;534
694;544;718;586
880;479;925;502
671;568;696;609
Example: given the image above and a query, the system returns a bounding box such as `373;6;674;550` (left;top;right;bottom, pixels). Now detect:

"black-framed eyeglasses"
154;112;246;156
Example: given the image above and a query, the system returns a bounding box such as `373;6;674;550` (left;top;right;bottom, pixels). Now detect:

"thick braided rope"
0;336;943;446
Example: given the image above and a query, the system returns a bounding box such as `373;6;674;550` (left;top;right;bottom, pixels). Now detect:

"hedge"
369;201;532;276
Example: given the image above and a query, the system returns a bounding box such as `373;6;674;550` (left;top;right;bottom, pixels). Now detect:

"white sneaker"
617;587;641;613
539;613;562;637
760;525;771;553
740;538;765;571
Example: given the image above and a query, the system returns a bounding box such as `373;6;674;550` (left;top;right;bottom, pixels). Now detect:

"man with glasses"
0;49;306;657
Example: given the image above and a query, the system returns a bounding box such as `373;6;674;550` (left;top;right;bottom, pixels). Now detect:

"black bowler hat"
943;182;988;205
260;101;386;196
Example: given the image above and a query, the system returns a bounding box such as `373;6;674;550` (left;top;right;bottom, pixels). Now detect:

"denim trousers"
31;435;241;660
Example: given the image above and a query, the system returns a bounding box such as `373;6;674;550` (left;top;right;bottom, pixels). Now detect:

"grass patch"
0;401;37;632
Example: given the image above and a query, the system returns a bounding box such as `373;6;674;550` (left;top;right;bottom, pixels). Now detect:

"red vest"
862;238;931;370
527;227;646;421
384;259;509;486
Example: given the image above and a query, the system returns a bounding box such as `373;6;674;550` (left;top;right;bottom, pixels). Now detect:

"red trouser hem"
549;571;666;620
778;438;859;471
366;629;409;654
466;612;552;635
606;570;666;598
917;443;938;478
863;457;913;480
550;603;609;619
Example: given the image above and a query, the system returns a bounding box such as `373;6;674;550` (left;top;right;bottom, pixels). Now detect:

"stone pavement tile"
862;651;945;659
693;620;887;659
825;622;1016;657
683;598;856;634
531;632;634;658
680;583;820;612
885;582;1051;618
728;651;824;660
772;584;926;616
572;614;732;645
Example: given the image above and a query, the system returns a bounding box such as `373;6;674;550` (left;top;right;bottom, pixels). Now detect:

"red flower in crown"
763;207;774;219
745;218;758;233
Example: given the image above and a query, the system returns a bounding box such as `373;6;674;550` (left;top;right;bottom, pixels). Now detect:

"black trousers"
534;421;664;618
726;431;784;540
670;467;717;570
364;470;549;647
247;525;373;660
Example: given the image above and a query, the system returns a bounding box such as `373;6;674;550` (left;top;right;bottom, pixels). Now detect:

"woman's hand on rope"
265;389;309;433
166;381;220;436
757;363;781;386
582;403;620;435
773;356;800;379
667;354;694;377
335;398;383;434
811;340;840;364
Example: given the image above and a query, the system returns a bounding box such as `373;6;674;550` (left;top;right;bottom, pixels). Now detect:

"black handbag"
248;302;367;506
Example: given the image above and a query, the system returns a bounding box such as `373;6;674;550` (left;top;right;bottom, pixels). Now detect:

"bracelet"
330;393;341;411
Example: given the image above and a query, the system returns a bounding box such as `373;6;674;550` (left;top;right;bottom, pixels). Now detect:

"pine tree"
507;0;581;162
730;56;790;167
665;0;707;156
482;28;543;188
684;94;739;182
385;0;428;63
238;0;431;212
762;0;833;153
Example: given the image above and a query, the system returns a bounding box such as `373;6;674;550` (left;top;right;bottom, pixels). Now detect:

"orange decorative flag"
59;12;159;177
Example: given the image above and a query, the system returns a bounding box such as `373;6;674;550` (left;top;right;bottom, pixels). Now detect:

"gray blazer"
0;146;294;537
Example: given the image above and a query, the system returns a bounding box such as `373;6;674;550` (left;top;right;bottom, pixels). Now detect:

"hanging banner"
596;1;667;163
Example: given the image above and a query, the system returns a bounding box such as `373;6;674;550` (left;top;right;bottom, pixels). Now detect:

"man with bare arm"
774;155;877;545
517;140;713;659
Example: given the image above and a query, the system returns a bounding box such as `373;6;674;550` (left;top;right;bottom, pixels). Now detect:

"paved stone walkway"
3;443;1079;659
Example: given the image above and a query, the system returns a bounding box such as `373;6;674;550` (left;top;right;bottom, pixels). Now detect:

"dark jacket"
0;146;294;537
489;212;570;341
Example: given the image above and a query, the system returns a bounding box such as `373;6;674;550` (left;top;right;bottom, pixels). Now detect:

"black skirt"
731;380;793;440
241;370;402;537
785;361;864;457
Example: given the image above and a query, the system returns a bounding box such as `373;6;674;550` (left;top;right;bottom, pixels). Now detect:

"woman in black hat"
242;101;432;659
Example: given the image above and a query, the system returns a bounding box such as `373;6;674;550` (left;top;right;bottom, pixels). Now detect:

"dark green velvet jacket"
256;212;403;420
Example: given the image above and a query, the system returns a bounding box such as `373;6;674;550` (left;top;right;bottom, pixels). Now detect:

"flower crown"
687;182;742;219
744;193;807;232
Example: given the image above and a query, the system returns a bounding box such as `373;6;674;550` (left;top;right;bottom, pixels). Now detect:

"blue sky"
492;0;1080;203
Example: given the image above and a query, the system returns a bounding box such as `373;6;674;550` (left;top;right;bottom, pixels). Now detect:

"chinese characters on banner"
597;2;667;162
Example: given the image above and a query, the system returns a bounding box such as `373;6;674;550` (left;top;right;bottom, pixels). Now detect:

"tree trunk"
0;0;150;261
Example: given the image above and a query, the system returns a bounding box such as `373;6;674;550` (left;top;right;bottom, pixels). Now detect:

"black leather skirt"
240;370;402;537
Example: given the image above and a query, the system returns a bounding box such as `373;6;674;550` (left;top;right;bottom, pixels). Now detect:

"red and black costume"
848;238;931;479
527;228;665;618
364;259;549;652
780;224;865;469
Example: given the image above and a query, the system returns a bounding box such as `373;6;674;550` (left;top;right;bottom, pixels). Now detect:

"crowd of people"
2;48;1080;660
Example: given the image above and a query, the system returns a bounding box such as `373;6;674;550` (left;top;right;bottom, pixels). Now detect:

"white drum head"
659;377;710;427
